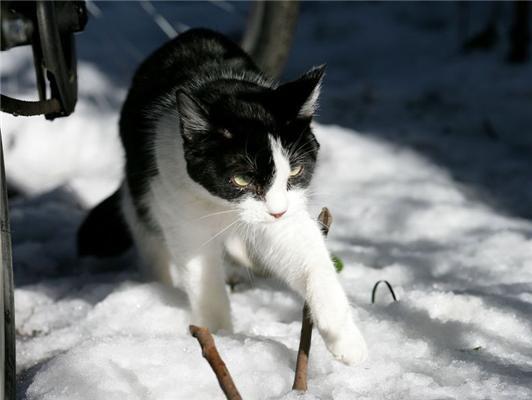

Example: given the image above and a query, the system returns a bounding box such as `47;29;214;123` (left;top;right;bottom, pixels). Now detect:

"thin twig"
189;325;242;400
292;207;333;391
292;303;313;391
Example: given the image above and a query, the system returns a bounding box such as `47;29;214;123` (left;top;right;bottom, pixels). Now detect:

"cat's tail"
77;189;133;258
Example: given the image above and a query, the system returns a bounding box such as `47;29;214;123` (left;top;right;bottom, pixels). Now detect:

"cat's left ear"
176;90;209;140
275;64;325;119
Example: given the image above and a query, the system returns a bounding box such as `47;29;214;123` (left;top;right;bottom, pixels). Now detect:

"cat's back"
130;28;258;92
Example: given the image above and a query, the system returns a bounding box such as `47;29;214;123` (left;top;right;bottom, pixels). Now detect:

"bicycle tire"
0;132;15;400
241;1;299;79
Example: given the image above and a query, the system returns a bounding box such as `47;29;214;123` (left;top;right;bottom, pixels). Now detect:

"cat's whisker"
292;140;315;152
294;152;317;161
292;148;318;159
307;193;334;199
306;196;335;202
198;219;240;249
244;265;255;287
288;132;311;154
290;139;317;156
306;190;335;198
196;209;240;220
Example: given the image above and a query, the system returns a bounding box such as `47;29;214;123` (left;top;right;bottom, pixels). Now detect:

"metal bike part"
0;0;87;119
0;131;15;400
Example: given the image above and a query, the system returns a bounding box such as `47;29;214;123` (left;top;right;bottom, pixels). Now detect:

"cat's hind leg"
134;228;173;285
120;184;174;284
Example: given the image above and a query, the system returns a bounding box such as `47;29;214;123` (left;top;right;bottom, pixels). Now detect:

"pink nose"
270;211;286;219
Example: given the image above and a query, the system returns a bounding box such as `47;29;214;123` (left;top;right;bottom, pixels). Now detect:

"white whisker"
198;220;240;249
306;190;334;198
196;209;240;220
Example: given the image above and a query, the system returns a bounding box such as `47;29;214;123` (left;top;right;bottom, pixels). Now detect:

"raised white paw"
325;322;368;365
311;297;368;364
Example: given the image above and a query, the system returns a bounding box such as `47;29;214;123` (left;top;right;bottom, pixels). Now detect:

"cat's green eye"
232;175;250;188
290;165;303;177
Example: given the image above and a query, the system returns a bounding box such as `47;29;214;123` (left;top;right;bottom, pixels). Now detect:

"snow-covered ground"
1;2;532;399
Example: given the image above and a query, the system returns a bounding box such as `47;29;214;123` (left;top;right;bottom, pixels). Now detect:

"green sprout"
332;255;344;273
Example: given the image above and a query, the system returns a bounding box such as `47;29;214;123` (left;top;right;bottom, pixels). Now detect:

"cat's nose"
269;210;286;219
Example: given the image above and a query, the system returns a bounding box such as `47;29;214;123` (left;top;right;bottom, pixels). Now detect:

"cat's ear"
176;91;209;140
275;64;325;119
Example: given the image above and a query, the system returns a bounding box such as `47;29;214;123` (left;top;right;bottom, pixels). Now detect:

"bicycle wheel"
241;1;299;78
0;131;15;400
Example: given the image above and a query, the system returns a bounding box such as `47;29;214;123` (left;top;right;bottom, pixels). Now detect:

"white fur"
265;136;290;215
176;92;209;133
122;111;367;364
225;233;253;269
298;80;322;118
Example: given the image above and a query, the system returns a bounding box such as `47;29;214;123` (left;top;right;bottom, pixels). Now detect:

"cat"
78;28;367;365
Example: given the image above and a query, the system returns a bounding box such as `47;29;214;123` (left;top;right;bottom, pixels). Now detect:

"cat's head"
176;65;325;224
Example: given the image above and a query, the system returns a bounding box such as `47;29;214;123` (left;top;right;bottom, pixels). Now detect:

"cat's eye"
289;165;303;177
231;175;250;188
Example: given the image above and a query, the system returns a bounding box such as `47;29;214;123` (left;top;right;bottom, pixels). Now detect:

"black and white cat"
79;29;367;365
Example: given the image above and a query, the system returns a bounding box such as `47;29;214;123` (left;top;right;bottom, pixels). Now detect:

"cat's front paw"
325;322;368;365
317;313;368;365
311;295;368;365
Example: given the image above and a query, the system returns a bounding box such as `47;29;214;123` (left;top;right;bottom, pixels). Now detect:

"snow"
1;2;532;399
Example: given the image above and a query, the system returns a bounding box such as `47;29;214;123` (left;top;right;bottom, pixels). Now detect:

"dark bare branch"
189;325;242;400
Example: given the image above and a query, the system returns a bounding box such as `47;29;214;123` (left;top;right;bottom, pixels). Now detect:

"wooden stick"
292;207;333;391
189;325;243;400
292;303;313;391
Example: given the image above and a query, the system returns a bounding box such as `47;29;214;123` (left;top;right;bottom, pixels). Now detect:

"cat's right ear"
176;91;209;140
274;65;325;120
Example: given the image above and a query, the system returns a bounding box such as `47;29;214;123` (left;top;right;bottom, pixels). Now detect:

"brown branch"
292;207;333;391
189;325;243;400
292;303;313;391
